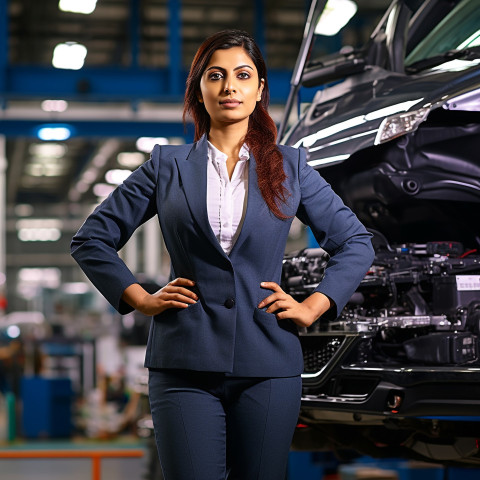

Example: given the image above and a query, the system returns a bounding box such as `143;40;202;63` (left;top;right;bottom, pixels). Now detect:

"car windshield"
405;0;480;67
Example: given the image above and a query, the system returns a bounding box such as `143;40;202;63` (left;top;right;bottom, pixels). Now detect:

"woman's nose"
224;79;236;94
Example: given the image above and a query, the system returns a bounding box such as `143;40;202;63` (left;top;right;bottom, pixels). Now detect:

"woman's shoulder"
277;144;304;162
151;142;194;160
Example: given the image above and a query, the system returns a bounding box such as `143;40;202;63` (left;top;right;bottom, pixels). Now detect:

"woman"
71;30;374;480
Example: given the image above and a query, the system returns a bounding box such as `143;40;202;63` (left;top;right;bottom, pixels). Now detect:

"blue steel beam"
2;66;293;103
0;119;191;140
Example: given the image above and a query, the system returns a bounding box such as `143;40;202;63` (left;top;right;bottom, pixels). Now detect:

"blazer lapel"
174;134;228;258
229;151;266;256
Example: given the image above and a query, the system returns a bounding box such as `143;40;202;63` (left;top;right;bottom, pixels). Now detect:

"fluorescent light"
117;152;145;168
135;137;169;153
315;0;357;36
41;99;69;112
16;219;63;242
52;42;87;70
29;143;67;157
105;169;133;185
18;228;61;242
17;219;63;229
18;268;61;289
37;125;72;141
59;0;97;14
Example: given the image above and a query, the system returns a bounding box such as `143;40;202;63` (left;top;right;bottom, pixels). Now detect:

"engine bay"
283;233;480;373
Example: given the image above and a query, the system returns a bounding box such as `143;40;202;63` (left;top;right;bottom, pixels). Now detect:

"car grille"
302;336;346;374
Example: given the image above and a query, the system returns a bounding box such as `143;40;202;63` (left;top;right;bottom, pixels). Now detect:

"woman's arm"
71;146;162;314
294;147;375;318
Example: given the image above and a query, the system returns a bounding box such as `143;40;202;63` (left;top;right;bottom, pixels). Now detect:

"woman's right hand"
122;278;198;316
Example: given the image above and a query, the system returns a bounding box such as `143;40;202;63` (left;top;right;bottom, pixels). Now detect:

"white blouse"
206;141;249;255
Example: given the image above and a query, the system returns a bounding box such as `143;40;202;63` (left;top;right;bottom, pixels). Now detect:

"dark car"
280;0;480;466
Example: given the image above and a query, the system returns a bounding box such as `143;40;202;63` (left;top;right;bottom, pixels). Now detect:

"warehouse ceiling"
2;0;391;212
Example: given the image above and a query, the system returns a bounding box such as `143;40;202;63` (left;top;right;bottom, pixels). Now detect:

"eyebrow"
205;64;254;72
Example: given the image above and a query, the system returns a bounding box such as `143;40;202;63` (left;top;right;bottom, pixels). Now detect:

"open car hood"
281;0;480;249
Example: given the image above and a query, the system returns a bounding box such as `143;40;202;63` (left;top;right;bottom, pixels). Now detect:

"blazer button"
224;298;235;309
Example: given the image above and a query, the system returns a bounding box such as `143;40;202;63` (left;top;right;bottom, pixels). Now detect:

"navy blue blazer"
71;134;374;377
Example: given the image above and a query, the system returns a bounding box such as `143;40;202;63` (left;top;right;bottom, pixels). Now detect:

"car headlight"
375;107;430;144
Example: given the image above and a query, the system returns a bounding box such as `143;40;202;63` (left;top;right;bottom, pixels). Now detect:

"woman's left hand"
258;282;334;328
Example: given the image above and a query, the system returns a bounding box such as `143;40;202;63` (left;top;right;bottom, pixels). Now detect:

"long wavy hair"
183;29;290;219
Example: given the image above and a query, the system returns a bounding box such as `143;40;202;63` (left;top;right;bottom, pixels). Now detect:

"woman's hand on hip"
258;282;334;328
122;278;198;316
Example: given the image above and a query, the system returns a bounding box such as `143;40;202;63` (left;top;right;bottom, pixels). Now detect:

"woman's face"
198;46;264;130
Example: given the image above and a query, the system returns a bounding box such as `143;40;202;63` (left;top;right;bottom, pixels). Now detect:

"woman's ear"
257;78;265;101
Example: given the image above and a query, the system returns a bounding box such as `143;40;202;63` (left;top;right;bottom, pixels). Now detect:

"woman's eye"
238;72;250;79
209;72;223;80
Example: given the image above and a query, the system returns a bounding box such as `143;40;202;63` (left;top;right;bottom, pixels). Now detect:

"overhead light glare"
37;124;72;141
41;99;69;112
315;0;357;36
105;169;133;185
18;228;62;242
52;42;87;70
135;137;169;153
29;143;67;158
117;151;145;168
58;0;97;14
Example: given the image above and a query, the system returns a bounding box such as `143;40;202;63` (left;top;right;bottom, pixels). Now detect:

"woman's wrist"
121;283;151;312
302;292;335;322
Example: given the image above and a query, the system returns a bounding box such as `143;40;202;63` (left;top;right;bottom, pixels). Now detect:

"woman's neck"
208;123;247;159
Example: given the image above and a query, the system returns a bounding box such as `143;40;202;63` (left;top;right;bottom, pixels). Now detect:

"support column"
143;218;161;281
123;231;138;274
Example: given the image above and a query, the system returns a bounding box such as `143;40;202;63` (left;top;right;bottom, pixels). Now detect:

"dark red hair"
183;29;290;219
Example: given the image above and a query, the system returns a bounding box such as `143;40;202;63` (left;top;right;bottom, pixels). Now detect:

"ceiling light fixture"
315;0;357;36
58;0;97;15
105;169;133;185
135;137;169;153
41;99;69;113
117;151;145;168
36;124;72;141
52;42;87;70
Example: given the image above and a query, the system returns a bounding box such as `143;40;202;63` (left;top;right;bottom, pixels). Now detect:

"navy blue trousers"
148;369;302;480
